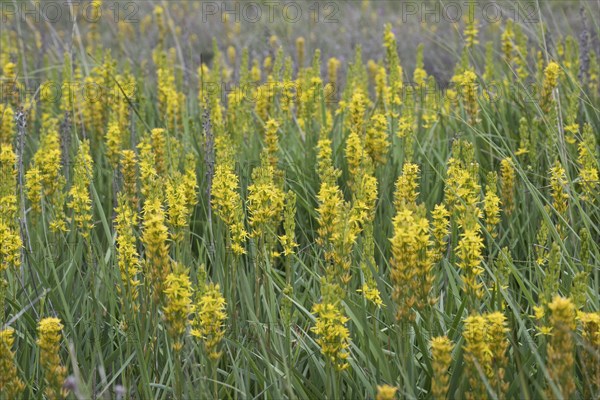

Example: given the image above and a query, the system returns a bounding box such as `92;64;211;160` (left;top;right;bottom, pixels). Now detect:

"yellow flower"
390;207;433;321
0;104;15;145
68;140;94;238
540;62;561;113
0;328;25;398
546;296;576;399
163;266;194;352
358;283;383;308
376;384;397;400
394;162;420;210
120;150;138;207
37;317;67;400
192;283;227;360
578;311;600;398
212;163;247;256
105;120;123;168
141;196;170;302
431;204;450;262
577;123;598;204
483;172;501;238
430;336;453;399
114;197;140;308
311;300;350;371
455;227;485;299
500;158;515;215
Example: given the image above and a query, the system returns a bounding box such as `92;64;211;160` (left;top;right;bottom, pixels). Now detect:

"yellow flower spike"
211;163;248;256
264;119;280;169
394;162;420;210
578;311;600;398
0;328;25;398
163;265;194;352
120;150;138;208
577;123;599;204
37;317;67;400
500;158;516;216
311;300;350;371
327;57;341;86
105;120;123;168
247;153;285;240
463;314;491;399
114;196;140;309
365;113;389;166
540;62;561;113
546;296;577;399
192;283;227;360
296;37;305;69
483;172;501;238
430;336;453;399
376;384;397;400
390;207;433;321
0;104;15;145
68;140;94;239
141;196;170;302
431;204;450;262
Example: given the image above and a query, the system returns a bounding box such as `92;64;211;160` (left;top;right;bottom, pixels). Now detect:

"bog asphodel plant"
430;336;453;399
37;317;67;400
163;264;194;352
545;296;577;399
192;281;227;360
68;140;94;239
462;312;509;399
211;162;248;256
141;194;170;303
0;328;25;398
311;283;351;371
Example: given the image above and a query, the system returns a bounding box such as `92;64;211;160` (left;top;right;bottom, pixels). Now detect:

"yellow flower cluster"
462;312;508;399
68;140;94;238
114;197;140;308
25;119;67;232
394;162;420;210
390;207;433;321
365;113;389;167
163;267;194;352
37;317;67;400
540;62;561;113
166;162;197;242
0;328;25;398
545;296;577;399
211;163;248;256
578;311;600;398
430;336;453;399
311;300;350;371
376;384;397;400
247;154;285;241
192;283;227;360
0;104;15;143
0;146;21;271
431;204;450;262
105;120;123;168
141;196;170;302
577;123;598;204
453;70;479;124
120;150;138;207
499;158;515;216
483;172;501;237
549;161;569;238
